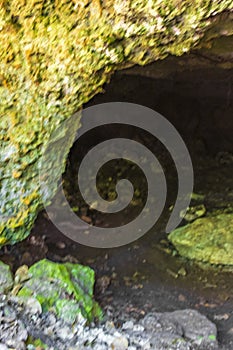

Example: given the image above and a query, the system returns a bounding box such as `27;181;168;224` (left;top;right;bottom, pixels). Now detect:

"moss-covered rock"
0;1;233;246
0;260;13;294
17;259;102;323
168;214;233;265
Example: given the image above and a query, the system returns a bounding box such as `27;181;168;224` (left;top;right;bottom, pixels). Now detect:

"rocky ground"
0;293;220;350
0;151;232;350
1;237;232;350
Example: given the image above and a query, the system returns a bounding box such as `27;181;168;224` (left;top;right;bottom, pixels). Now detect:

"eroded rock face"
168;214;233;265
0;1;233;246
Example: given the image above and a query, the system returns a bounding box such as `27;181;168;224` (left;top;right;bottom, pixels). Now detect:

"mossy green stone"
18;259;102;322
168;214;233;265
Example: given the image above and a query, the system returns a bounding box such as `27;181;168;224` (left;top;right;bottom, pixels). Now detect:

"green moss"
208;334;217;341
0;0;233;246
168;214;233;265
17;259;102;322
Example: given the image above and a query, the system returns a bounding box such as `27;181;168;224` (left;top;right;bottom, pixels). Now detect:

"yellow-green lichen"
0;0;233;246
168;214;233;265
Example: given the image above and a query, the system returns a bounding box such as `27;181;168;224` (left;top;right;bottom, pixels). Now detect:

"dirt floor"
1;147;233;349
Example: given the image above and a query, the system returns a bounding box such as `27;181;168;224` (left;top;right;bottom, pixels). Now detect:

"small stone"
80;215;92;224
44;326;55;336
106;320;115;329
3;305;16;321
58;325;74;340
213;313;229;321
178;267;187;276
133;324;144;332
14;265;29;284
227;327;233;335
56;241;66;249
24;297;42;315
178;294;186;302
111;336;128;350
122;321;134;330
0;343;8;350
47;313;57;325
27;345;35;350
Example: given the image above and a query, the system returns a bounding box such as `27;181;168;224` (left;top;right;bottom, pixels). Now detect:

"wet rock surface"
0;294;220;350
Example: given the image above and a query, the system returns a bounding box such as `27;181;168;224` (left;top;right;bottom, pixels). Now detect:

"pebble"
111;336;128;350
56;241;66;249
24;297;42;315
58;325;74;341
0;344;8;350
133;324;144;332
122;321;134;330
47;313;57;325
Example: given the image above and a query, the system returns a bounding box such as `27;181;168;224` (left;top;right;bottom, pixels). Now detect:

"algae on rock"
17;259;102;323
168;214;233;265
0;0;233;246
0;259;101;326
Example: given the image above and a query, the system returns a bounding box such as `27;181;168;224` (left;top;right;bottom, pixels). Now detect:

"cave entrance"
64;54;233;240
60;55;233;346
11;54;233;349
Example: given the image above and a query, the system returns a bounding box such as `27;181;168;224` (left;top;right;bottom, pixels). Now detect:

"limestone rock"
0;0;233;246
168;214;233;265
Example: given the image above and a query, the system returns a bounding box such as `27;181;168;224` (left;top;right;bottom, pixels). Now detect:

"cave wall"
0;0;233;246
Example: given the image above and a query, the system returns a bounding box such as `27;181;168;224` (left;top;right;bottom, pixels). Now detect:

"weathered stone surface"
0;259;105;348
0;1;233;246
17;259;102;322
147;309;218;350
0;292;219;350
0;261;13;294
168;214;233;265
